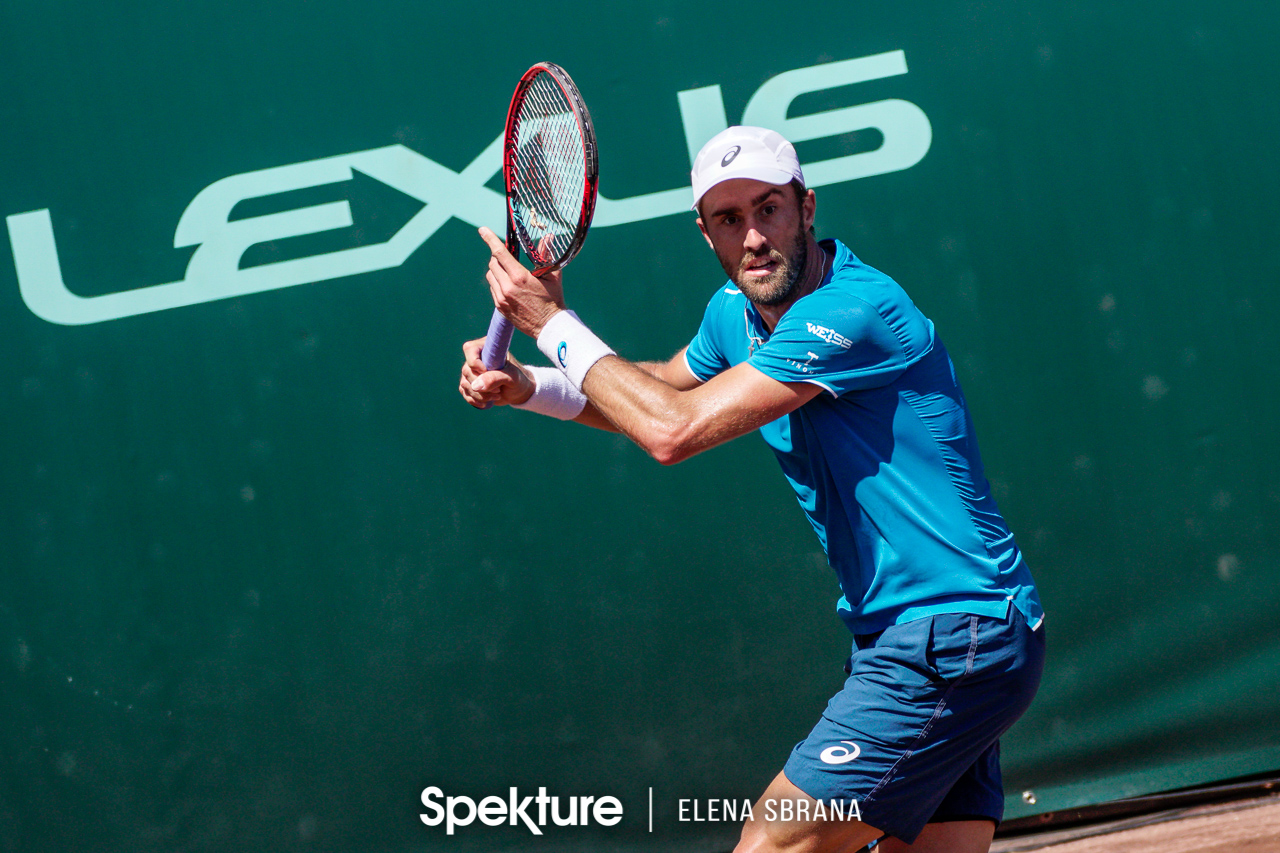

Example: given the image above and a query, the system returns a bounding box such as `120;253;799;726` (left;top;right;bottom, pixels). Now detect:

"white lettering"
760;798;862;824
551;795;578;827
595;50;930;228
477;795;506;827
420;786;622;835
743;51;932;188
677;798;755;822
536;786;551;825
9;51;931;326
8;140;506;326
510;786;541;834
593;796;624;826
446;795;476;835
419;786;445;827
806;322;854;349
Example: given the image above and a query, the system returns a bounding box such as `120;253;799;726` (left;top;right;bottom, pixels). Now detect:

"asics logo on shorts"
819;741;861;765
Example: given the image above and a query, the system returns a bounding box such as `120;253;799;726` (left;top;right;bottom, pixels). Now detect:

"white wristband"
512;366;588;420
536;310;616;390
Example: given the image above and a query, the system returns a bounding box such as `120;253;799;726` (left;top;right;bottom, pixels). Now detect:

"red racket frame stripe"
480;63;597;374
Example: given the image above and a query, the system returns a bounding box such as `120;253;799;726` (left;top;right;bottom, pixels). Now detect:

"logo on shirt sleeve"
806;322;853;349
785;351;821;373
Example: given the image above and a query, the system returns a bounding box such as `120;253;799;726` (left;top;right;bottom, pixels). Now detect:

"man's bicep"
578;356;821;465
641;346;705;391
674;362;824;458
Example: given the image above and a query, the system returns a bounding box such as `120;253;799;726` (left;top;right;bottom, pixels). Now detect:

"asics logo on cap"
690;126;805;209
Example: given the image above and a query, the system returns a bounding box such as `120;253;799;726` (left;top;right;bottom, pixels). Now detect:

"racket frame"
481;61;598;375
503;61;599;275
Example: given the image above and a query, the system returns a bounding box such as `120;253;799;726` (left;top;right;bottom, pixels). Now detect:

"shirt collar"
740;238;842;350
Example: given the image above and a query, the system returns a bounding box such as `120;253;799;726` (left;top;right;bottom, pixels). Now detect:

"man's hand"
459;337;536;409
479;227;566;338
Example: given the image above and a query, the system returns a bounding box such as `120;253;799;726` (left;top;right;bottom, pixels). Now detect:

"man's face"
696;178;815;307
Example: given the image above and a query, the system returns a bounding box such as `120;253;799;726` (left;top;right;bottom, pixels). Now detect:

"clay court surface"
991;795;1280;853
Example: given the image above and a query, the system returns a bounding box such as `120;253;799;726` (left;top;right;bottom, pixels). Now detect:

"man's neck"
756;236;829;332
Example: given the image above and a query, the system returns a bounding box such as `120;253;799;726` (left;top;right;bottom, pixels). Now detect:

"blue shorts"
782;606;1045;844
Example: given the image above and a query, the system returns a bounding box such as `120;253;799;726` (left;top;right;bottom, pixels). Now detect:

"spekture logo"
420;786;623;836
720;145;742;167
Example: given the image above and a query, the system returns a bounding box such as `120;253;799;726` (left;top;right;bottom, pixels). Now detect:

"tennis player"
459;126;1045;853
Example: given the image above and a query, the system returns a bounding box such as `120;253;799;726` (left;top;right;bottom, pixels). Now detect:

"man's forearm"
569;360;678;432
581;356;708;464
578;354;821;466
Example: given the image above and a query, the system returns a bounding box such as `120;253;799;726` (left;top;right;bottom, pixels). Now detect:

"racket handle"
481;309;515;371
477;309;516;410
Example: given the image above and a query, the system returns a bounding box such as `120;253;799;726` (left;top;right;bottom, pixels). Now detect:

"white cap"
690;126;804;210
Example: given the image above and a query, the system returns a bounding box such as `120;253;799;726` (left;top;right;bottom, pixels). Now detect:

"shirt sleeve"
748;288;934;396
683;287;735;382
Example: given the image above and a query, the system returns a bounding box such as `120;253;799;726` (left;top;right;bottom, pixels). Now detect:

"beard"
718;226;809;307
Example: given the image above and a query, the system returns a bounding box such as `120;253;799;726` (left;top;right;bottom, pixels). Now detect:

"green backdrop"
3;1;1279;851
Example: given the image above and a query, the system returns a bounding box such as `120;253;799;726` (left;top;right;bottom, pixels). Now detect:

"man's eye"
762;204;777;215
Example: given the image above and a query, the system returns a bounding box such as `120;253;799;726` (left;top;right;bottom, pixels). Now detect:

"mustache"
739;248;786;272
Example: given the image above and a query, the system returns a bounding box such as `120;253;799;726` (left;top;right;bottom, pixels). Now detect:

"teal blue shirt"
684;239;1043;635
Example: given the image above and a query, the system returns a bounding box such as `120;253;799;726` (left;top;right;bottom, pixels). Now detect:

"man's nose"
744;228;768;252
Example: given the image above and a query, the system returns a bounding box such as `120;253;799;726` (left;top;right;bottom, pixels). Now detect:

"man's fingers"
485;267;506;310
477;226;505;253
478;226;525;277
470;370;511;394
481;225;537;279
479;226;517;278
459;377;486;408
459;372;496;407
460;328;515;408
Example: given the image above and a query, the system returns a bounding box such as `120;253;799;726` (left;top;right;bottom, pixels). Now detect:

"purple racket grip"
480;309;515;370
477;309;516;410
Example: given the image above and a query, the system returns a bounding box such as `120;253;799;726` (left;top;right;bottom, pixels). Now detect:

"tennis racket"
479;61;599;374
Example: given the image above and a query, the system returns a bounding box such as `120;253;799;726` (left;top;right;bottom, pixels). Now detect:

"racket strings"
510;72;587;268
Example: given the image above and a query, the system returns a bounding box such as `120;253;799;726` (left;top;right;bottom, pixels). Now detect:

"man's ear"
696;218;715;251
802;189;816;231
